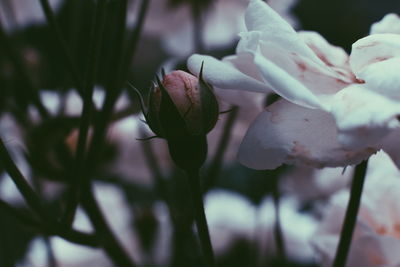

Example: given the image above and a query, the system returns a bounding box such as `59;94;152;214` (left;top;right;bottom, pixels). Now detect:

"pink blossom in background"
312;151;400;267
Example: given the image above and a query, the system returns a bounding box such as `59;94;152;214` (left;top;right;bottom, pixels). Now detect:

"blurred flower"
312;151;400;267
204;190;317;263
258;196;318;263
22;183;172;267
128;0;298;56
282;166;353;204
188;0;400;170
0;0;62;32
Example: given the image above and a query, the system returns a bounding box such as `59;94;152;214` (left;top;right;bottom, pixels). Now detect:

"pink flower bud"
147;70;219;139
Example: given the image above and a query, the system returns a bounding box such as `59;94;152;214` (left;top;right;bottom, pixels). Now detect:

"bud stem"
186;169;215;267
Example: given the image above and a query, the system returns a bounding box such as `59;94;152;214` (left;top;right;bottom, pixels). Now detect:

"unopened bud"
147;70;219;140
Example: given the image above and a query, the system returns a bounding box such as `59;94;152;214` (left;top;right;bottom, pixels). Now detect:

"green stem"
0;21;49;118
187;169;215;267
62;0;108;225
0;139;99;248
333;160;368;267
39;0;84;94
81;184;137;267
0;138;48;220
271;177;286;262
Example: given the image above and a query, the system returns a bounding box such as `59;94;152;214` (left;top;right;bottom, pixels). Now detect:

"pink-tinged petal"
330;85;400;150
238;99;375;170
357;57;400;100
258;40;353;95
370;13;400;35
350;34;400;75
187;54;271;94
298;31;350;71
252;52;325;109
244;0;322;64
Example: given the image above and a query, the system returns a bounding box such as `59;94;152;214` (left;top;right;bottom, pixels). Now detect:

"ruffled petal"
238;99;375;170
350;34;400;76
357;57;400;100
370;13;400;35
298;31;351;72
244;0;322;64
187;54;271;94
330;84;400;150
252;52;325;109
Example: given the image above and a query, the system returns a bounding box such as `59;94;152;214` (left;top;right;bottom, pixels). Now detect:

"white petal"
238;99;374;170
379;129;400;169
370;13;400;35
252;52;324;109
187;54;271;94
330;84;400;149
244;0;322;64
257;40;352;96
298;31;350;72
357;57;400;100
350;34;400;76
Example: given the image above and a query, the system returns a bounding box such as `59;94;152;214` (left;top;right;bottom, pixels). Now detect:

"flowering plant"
188;0;400;170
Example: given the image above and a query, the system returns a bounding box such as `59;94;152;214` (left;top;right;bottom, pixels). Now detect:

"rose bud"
144;68;219;171
147;69;219;140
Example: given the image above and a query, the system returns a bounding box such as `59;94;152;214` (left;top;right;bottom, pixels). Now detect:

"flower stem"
187;169;215;267
81;184;137;267
271;176;286;262
333;160;368;267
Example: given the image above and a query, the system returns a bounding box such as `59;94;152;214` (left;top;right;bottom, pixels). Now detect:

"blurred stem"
81;184;137;267
62;0;108;226
0;139;99;247
0;199;41;231
122;0;150;80
333;160;368;267
44;237;57;267
39;0;85;95
191;2;205;53
204;106;238;191
140;129;167;199
0;138;48;220
187;169;215;267
84;0;150;177
0;21;49;118
271;176;286;262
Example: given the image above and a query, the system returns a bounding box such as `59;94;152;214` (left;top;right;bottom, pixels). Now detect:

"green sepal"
156;76;191;139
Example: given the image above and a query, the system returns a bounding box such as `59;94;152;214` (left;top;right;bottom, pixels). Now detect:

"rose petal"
379;129;400;169
357;57;400;100
330;84;400;149
244;0;322;64
238;99;374;170
252;52;325;109
370;13;400;35
298;31;350;72
187;54;271;94
350;33;400;75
